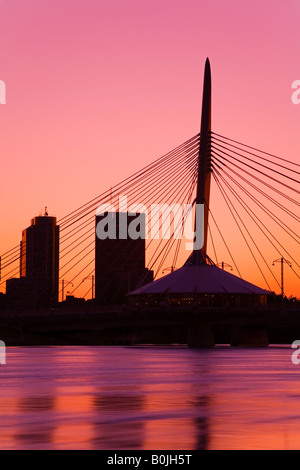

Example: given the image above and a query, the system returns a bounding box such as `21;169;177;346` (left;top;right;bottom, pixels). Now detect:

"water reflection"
92;419;145;450
92;393;145;449
18;396;55;412
94;394;144;411
12;397;55;448
193;397;210;450
0;346;299;449
14;427;55;448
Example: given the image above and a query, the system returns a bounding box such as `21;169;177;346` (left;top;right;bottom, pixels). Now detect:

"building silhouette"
95;212;153;305
20;211;59;307
6;277;37;311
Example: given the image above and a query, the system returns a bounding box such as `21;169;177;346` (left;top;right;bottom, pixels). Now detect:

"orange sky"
0;0;299;298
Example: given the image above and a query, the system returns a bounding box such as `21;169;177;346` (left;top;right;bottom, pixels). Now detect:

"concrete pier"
188;322;215;348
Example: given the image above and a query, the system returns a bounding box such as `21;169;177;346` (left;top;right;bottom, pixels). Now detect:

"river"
0;345;299;450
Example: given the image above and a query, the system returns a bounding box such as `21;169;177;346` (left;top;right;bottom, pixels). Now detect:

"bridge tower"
184;58;215;267
195;57;212;261
128;59;271;348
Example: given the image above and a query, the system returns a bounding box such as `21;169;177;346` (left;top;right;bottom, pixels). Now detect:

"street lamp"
272;257;292;298
217;262;233;271
60;280;73;302
82;275;95;299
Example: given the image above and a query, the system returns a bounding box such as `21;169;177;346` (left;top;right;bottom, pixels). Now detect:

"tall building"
20;211;59;307
95;212;153;305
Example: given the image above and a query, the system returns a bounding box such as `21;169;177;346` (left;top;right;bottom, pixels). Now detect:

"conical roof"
128;253;271;296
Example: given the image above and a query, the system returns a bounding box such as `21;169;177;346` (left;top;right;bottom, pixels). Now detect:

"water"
0;345;299;450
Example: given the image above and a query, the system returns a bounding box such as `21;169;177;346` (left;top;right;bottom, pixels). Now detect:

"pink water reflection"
0;345;299;450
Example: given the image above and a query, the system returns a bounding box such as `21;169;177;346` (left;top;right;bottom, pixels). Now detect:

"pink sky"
0;0;299;297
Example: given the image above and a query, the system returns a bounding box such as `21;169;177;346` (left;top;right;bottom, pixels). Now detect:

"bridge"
0;301;299;347
0;59;299;347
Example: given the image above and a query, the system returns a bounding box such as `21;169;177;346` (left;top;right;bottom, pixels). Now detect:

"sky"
0;0;299;297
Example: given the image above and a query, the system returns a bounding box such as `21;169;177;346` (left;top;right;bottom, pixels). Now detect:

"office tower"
20;211;59;307
95;212;153;305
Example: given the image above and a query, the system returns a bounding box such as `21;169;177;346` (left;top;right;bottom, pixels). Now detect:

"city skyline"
0;1;299;452
0;0;299;297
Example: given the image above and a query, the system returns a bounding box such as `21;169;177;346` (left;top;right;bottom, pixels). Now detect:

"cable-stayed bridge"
0;59;299;347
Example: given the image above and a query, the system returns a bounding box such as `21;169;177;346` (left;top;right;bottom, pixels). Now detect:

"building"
6;277;37;311
95;212;153;305
127;252;271;309
20;211;59;307
0;292;6;311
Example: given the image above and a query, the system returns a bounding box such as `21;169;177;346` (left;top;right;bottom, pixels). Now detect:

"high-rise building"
95;212;153;305
20;211;59;307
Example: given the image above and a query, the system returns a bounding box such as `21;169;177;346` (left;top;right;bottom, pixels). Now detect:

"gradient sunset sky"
0;0;299;297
